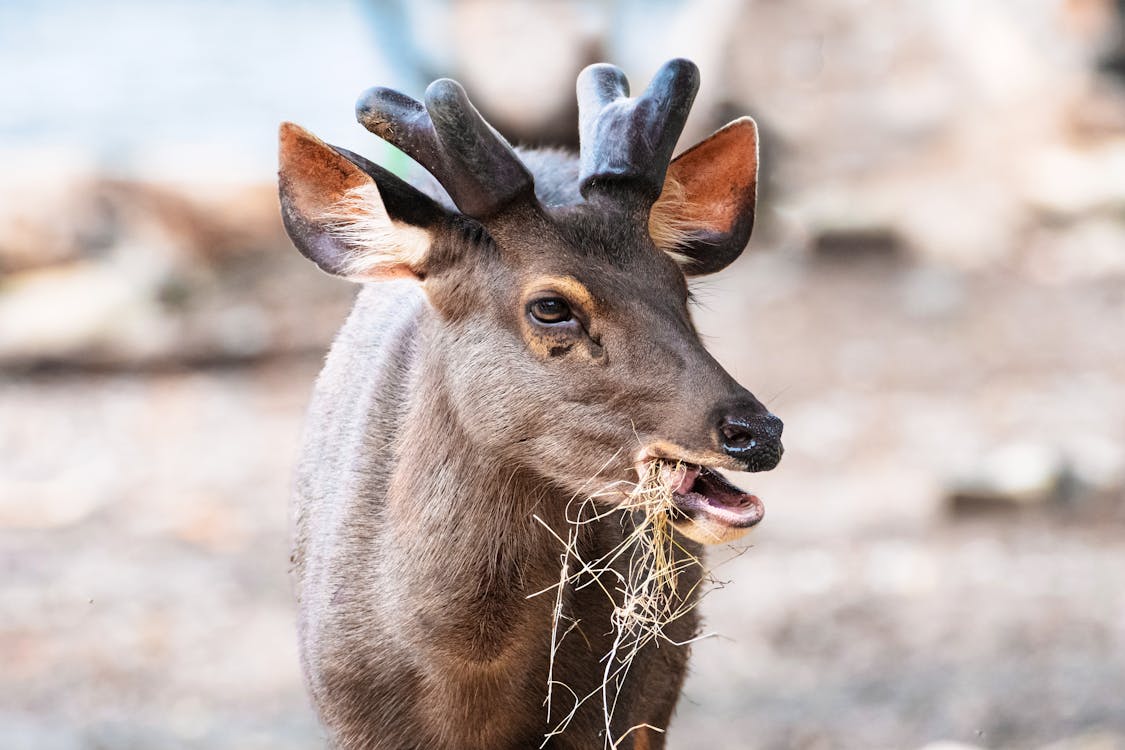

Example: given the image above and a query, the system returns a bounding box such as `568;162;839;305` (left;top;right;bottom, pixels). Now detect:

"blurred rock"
0;178;350;370
810;226;904;264
1025;140;1125;217
0;261;171;365
0;148;101;276
1038;731;1125;750
947;442;1069;514
898;267;966;320
0;478;106;530
722;0;1125;270
1022;219;1125;285
947;435;1125;517
1064;434;1125;494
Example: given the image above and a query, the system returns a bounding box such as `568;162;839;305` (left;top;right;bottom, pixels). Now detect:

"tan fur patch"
635;441;732;472
519;275;600;360
526;275;598;314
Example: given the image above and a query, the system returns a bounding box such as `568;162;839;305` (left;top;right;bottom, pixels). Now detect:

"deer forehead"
482;205;690;297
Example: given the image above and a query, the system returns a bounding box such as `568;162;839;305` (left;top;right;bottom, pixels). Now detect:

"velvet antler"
576;59;700;210
355;79;536;219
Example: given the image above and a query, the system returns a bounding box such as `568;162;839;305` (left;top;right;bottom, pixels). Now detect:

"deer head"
278;59;782;544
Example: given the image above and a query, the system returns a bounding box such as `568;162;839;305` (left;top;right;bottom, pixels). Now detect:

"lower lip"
694;493;764;527
671;469;764;528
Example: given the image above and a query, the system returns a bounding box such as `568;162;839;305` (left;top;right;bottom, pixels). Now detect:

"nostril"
719;419;757;450
718;412;784;454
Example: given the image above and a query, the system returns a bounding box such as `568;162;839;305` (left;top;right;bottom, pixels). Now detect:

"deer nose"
718;411;784;472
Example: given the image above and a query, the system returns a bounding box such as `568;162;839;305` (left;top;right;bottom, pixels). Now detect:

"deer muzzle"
717;411;784;472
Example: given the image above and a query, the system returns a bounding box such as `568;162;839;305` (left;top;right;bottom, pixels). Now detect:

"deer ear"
649;117;759;276
278;122;450;281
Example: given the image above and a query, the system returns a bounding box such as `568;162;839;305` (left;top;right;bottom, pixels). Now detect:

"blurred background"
2;1;1124;748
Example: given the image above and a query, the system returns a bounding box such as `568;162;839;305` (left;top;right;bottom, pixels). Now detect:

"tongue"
658;463;701;495
650;461;762;514
692;468;760;510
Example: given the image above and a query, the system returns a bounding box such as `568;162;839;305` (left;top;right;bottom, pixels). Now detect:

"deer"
278;58;784;750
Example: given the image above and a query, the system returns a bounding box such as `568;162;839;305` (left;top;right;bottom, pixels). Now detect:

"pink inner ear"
664;117;758;233
279;122;371;220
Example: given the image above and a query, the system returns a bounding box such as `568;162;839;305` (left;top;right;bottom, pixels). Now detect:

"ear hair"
279;122;452;281
645;117;760;276
317;183;434;279
648;175;712;267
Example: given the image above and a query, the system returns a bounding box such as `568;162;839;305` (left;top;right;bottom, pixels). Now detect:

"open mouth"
647;460;765;543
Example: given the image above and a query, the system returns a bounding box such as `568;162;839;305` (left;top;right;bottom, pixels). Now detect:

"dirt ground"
2;253;1124;750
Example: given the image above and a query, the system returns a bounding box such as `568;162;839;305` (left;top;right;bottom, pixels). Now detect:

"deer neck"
381;367;566;666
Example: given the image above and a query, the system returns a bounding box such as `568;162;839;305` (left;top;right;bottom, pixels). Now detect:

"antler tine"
576;58;700;208
423;79;535;217
577;63;630;114
355;81;535;219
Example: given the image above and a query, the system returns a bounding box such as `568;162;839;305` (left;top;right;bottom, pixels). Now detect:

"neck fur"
383;372;566;663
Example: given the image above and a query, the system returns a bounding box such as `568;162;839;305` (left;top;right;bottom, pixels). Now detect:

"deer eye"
528;297;573;325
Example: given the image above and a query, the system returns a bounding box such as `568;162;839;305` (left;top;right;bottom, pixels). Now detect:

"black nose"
718;412;784;472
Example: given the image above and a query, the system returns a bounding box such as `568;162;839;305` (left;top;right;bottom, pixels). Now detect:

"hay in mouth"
531;458;755;748
658;461;765;545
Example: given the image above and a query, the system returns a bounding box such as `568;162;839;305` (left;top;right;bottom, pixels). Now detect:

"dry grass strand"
532;459;724;749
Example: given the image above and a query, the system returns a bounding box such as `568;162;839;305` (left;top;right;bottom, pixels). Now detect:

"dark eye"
528;297;573;325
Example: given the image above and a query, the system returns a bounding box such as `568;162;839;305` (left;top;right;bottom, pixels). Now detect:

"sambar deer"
279;59;783;749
